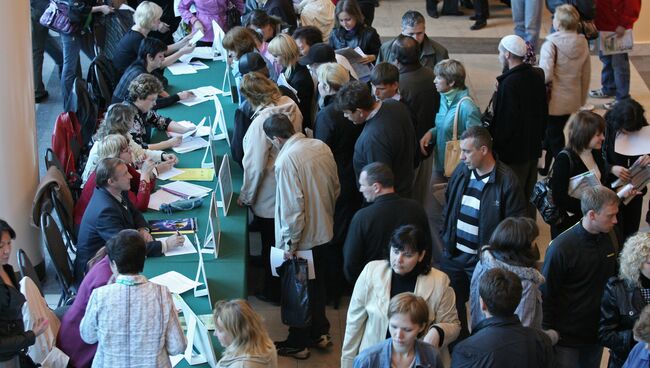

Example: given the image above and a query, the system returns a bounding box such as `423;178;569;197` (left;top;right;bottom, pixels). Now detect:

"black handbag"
39;0;80;35
480;92;495;128
19;350;40;368
278;256;311;328
530;150;573;225
226;0;241;31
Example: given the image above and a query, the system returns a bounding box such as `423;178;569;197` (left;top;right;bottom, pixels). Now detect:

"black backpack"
87;54;117;111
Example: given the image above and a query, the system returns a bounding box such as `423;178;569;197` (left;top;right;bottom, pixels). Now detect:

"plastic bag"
277;257;311;328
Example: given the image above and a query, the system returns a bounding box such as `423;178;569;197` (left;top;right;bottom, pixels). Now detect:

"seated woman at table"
111;0;195;78
213;299;278;368
268;34;314;130
341;225;460;368
328;0;381;63
74;134;157;227
81;103;177;184
123;74;194;150
0;220;50;368
80;229;187;367
353;293;443;368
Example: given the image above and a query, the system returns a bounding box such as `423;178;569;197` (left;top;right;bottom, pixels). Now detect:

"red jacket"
51;112;82;178
595;0;641;32
74;165;155;226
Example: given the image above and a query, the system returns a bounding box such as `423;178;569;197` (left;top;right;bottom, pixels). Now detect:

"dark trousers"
426;0;439;15
256;216;280;301
543;114;570;170
287;244;330;348
439;250;478;345
31;7;63;96
618;195;644;242
473;0;489;20
507;159;538;219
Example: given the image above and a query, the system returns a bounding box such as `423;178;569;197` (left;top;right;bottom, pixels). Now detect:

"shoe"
312;334;333;349
470;21;487;30
427;8;439;18
589;88;614;99
275;340;310;359
441;10;464;15
603;100;618;110
35;91;49;103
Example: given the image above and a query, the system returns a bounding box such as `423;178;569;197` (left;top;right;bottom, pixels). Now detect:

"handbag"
444;97;472;177
480;92;495;128
530;150;573;225
578;19;598;41
278;256;311;328
39;0;80;35
226;0;242;31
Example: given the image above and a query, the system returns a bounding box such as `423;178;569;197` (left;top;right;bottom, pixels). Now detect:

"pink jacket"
178;0;245;42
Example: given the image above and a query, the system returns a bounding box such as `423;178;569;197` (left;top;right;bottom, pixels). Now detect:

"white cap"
498;35;527;57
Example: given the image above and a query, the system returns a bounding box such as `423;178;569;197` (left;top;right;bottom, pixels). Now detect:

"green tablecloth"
141;59;246;365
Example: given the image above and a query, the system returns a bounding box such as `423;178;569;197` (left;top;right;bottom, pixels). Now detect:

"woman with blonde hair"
112;1;195;75
74;134;157;226
539;4;591;174
213;299;277;367
238;72;302;303
600;232;650;368
268;34;314;129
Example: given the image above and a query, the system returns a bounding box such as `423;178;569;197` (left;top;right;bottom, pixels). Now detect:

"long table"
141;59;246;365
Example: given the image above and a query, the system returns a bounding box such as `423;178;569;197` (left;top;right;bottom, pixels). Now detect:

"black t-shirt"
112;30;145;76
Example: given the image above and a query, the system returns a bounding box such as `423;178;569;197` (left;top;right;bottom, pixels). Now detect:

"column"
0;1;44;269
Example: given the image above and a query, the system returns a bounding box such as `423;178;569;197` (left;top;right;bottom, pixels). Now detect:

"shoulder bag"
444;96;472;177
480;92;495;128
39;0;80;35
530;149;573;225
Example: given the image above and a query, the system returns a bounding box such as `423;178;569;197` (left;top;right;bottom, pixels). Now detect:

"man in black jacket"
75;158;184;285
439;126;526;342
491;35;547;219
343;163;431;283
541;185;619;368
336;81;416;198
452;268;554;367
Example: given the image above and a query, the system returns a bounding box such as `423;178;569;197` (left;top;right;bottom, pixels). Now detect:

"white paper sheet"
178;95;209;107
161;181;212;198
172;136;209;153
156;167;185;181
148;190;184;211
179;47;215;63
160;235;197;257
269;247;315;279
189;61;209;70
170;354;184;367
168;119;211;137
150;271;202;295
192;86;223;98
167;63;198;75
189;30;205;46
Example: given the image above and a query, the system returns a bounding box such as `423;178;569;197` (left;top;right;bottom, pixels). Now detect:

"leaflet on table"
148;217;197;235
158;235;198;257
156;167;184;181
150;271;202;295
191;86;223;98
177;314;216;331
178;95;209;107
161;181;212;199
188;61;209;70
172;136;209;154
148;190;184;211
169;119;211;138
600;30;633;55
169;168;215;181
269;247;315;279
167;62;198;75
568;169;600;199
178;47;216;63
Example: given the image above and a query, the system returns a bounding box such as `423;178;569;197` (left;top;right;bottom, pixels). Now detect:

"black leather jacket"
328;25;381;57
599;277;647;368
0;265;36;362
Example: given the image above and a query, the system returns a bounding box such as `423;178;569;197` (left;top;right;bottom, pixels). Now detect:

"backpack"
51;112;83;197
87;54;117;111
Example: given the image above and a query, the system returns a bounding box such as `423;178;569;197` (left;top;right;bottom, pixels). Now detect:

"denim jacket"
353;339;443;368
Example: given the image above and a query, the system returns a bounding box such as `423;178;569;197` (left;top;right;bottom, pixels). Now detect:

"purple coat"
56;256;112;368
178;0;245;42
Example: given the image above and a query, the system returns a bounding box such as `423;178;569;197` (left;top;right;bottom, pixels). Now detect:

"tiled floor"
34;0;650;366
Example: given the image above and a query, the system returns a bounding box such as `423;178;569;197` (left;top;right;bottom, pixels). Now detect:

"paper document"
148;190;184;211
270;247;315;279
161;181;212;198
335;47;365;63
189;61;209;70
600;30;634;55
169;120;210;137
178;95;209;107
170;355;184;367
168;63;198;75
179;47;215;63
189;30;205;46
170;168;215;181
172;136;209;154
156;167;184;181
192;86;223;98
150;271;202;295
568;169;600;199
160;235;197;257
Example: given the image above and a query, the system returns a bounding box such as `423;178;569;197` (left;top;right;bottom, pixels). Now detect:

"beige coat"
539;31;591;116
341;261;460;368
216;350;278;368
239;96;303;219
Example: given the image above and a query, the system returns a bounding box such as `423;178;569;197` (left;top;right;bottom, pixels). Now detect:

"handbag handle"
452;97;473;140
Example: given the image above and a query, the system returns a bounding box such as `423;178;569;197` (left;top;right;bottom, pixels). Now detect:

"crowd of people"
3;0;647;366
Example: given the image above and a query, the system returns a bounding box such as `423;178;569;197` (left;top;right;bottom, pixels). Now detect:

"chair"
50;184;78;253
44;148;64;174
40;212;75;307
16;249;43;297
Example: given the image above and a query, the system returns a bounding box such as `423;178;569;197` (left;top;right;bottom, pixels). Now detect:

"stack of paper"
169;168;215;181
168;120;210;138
150;271;202;294
168;63;198;75
161;181;212;198
148;189;184;211
172;136;209;153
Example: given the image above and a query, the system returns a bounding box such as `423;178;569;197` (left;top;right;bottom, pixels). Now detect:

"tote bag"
444;97;473;177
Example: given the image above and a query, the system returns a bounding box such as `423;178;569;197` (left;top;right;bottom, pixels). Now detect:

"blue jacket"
430;88;481;175
353;338;442;368
74;187;163;284
623;340;650;368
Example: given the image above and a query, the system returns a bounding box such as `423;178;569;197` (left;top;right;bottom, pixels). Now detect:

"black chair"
40;212;76;307
16;249;43;297
50;188;78;254
44;148;64;174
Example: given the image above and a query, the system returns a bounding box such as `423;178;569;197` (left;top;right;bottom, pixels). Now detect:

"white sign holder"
216;154;233;216
200;117;216;169
211;97;230;146
202;192;221;257
177;295;218;367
